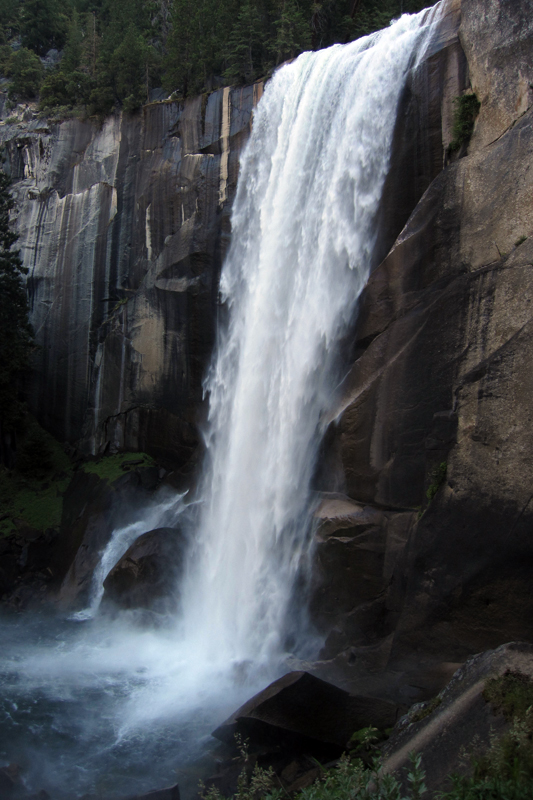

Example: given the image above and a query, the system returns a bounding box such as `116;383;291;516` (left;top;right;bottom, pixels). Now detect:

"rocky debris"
102;527;187;613
213;671;402;755
381;642;533;793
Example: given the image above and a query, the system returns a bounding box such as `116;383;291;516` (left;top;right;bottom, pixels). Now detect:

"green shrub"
449;94;480;152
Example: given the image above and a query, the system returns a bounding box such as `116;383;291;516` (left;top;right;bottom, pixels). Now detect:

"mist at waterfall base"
0;6;443;797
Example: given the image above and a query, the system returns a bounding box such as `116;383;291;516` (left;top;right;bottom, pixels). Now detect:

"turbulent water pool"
0;611;272;798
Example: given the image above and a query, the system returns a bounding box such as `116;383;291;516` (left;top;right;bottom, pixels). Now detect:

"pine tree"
224;0;265;84
8;47;44;100
0;166;34;464
271;0;311;65
20;0;69;56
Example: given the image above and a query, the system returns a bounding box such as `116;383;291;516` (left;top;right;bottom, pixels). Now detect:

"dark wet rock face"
102;527;187;613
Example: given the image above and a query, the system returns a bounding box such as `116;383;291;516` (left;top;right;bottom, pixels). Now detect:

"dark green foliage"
0;0;20;44
39;68;92;109
8;46;44;99
16;418;56;476
0;166;34;438
271;0;311;66
20;0;69;55
0;415;72;536
2;0;436;109
453;672;533;788
483;671;533;724
110;23;160;111
439;774;533;800
449;93;480;152
224;0;267;84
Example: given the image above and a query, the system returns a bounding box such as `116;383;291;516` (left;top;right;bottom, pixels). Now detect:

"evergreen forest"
0;0;432;115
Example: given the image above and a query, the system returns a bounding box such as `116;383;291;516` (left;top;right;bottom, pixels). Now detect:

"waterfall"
176;4;442;674
0;8;446;797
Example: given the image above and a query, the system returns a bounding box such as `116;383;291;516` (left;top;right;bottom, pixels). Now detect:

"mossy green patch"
81;452;154;484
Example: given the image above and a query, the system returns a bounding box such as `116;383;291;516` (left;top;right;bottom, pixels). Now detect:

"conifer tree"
20;0;69;56
224;0;265;84
8;47;44;99
271;0;311;65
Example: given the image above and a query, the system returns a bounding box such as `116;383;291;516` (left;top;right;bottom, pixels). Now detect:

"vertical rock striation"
0;84;263;466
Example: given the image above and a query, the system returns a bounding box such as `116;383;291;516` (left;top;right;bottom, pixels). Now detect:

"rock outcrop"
102;526;186;613
382;642;533;793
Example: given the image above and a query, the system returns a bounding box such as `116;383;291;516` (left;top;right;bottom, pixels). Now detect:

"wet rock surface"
102;526;187;612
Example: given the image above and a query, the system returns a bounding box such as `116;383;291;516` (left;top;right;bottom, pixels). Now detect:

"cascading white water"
176;4;442;673
0;8;445;797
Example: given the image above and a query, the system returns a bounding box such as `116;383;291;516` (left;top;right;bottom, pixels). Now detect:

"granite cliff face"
1;0;533;701
0;83;263;467
312;0;533;701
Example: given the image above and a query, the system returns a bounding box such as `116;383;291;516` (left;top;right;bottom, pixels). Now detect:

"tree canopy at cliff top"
0;0;432;112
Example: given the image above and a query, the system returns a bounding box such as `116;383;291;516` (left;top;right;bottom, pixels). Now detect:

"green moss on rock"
81;452;155;484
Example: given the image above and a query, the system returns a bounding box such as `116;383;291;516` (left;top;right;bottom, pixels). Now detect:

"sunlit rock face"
0;84;263;466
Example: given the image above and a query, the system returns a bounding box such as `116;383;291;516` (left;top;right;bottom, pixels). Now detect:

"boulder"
213;671;401;754
102;527;187;613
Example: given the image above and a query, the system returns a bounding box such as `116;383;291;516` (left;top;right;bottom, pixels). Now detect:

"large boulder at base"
213;671;402;753
102;527;187;613
381;642;533;793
